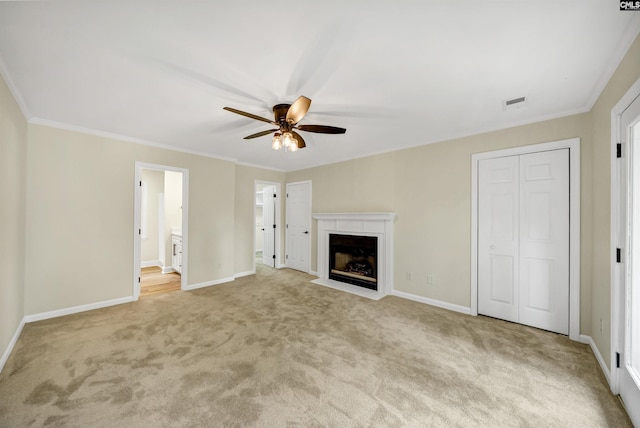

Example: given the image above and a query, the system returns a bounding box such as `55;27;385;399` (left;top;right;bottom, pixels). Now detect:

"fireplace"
329;234;378;290
312;212;395;300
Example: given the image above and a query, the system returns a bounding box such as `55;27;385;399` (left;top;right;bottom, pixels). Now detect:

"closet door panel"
478;156;519;323
518;149;569;334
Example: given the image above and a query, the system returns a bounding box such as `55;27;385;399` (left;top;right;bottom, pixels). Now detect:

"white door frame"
471;138;581;341
286;180;312;273
254;180;282;271
611;76;640;395
134;162;189;300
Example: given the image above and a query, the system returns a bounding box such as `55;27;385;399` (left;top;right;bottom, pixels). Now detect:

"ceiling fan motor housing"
273;104;292;124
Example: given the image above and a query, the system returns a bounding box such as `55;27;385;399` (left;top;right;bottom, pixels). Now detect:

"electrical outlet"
406;272;412;280
427;274;435;285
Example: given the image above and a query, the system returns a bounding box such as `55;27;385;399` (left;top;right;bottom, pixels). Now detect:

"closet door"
519;150;569;334
478;155;520;323
478;149;569;334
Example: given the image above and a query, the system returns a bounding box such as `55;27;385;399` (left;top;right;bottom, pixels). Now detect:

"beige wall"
287;114;592;321
0;73;27;359
590;34;640;369
234;165;285;274
140;169;163;263
24;125;236;314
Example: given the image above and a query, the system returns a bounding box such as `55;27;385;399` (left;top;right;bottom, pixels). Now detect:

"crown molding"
585;16;640;110
0;50;32;120
28;117;239;164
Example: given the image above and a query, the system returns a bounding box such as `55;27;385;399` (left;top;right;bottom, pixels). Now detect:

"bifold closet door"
478;149;569;335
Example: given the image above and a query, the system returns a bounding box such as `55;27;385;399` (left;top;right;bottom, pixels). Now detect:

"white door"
286;181;311;272
619;93;640;425
262;185;276;267
478;155;520;323
478;149;569;335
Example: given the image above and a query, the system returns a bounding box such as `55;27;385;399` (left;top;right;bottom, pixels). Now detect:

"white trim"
391;290;472;315
23;297;134;323
585;18;640;111
0;317;26;373
610;76;640;394
234;270;255;278
309;270;318;276
134;162;189;300
183;277;235;291
161;266;176;274
580;334;611;386
470;138;581;341
313;212;396;222
0;51;32;119
237;161;285;173
141;260;162;268
30;117;237;164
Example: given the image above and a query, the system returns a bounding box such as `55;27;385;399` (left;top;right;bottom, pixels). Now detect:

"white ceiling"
1;1;639;172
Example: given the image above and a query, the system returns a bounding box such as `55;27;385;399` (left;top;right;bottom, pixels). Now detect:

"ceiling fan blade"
286;96;312;124
297;124;346;134
243;129;279;140
223;107;276;125
292;131;306;149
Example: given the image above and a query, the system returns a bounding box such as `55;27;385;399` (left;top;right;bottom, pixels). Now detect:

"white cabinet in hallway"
171;234;182;274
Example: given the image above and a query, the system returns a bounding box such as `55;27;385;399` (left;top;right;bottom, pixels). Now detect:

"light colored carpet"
0;266;631;427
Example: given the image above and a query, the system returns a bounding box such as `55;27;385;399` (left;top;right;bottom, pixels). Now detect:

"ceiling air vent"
503;96;527;111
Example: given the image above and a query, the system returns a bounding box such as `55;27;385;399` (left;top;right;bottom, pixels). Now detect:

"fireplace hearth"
329;234;378;290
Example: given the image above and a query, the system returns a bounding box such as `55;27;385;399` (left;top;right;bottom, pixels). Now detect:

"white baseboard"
309;270;318;276
162;267;176;274
391;290;472;315
184;276;235;291
580;334;611;385
24;296;135;323
0;317;26;373
141;260;161;268
235;270;255;278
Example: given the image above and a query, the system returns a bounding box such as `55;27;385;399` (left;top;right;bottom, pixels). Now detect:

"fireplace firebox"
329;234;378;290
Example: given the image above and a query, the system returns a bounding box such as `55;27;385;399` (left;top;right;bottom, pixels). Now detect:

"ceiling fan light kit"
272;131;300;152
223;95;346;152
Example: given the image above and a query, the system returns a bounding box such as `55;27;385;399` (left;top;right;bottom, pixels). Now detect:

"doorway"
254;181;281;270
471;138;581;340
611;77;640;426
134;162;189;300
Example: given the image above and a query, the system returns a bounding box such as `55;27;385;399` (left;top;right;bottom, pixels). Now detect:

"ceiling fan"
223;96;346;151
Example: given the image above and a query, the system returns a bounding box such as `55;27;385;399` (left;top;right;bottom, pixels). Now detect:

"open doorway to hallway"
134;162;189;299
140;266;181;297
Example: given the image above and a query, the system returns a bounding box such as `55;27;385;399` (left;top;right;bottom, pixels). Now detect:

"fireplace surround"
312;212;395;300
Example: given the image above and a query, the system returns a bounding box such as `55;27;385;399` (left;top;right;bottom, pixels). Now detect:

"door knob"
489;245;496;250
304;231;309;234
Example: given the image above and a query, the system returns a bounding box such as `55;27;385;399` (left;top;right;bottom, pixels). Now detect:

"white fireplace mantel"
312;212;396;300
